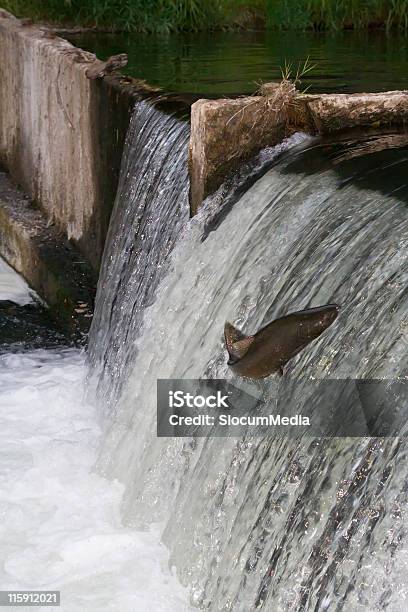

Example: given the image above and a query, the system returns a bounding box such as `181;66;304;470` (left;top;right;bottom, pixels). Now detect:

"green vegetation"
1;0;263;31
266;0;408;31
2;0;408;32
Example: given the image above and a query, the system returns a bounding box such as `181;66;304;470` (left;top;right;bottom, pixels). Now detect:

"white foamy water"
0;349;190;612
0;257;34;305
93;140;408;610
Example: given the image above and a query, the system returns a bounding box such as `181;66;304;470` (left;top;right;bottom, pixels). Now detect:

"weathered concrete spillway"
1;8;408;610
0;9;134;271
0;8;407;336
0;9;188;333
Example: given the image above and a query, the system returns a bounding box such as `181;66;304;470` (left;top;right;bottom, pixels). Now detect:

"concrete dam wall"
0;9;134;272
0;7;406;337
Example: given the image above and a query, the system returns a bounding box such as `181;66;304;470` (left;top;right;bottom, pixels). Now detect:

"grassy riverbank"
2;0;408;32
1;0;262;31
267;0;408;31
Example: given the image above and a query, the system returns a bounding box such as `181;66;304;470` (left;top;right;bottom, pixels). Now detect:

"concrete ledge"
0;10;139;271
189;88;408;214
189;95;289;215
0;170;96;340
0;10;195;270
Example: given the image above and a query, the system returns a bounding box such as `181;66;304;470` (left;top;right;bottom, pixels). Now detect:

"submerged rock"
0;300;70;352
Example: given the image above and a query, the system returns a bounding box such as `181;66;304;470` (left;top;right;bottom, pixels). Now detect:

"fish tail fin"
224;322;254;363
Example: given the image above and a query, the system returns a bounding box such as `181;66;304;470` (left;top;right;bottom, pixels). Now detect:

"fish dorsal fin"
224;322;254;363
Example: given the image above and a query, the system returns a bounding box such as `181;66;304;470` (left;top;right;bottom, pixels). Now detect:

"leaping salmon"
225;304;339;379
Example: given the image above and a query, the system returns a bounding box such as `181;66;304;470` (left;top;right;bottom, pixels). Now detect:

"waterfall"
88;100;190;409
91;117;408;611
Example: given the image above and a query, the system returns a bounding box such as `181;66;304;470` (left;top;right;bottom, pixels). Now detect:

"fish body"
225;304;339;379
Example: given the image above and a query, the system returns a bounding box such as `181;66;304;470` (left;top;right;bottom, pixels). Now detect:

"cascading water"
91;122;408;611
0;260;189;610
88;100;190;409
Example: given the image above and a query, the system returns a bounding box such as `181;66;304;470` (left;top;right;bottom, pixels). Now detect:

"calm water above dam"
68;30;408;95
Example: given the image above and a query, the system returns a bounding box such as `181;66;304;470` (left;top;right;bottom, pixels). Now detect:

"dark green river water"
68;30;408;95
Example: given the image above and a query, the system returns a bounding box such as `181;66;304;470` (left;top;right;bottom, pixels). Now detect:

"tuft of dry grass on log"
226;57;315;132
256;56;315;108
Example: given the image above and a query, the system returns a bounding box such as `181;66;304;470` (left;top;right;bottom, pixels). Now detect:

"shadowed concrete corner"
0;170;96;341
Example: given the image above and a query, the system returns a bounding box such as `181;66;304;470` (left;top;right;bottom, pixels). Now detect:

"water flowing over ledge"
0;10;408;609
88;100;190;409
90;117;408;609
189;90;408;214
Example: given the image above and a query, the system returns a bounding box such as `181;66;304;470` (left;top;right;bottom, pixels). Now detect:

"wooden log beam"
189;89;408;215
303;91;408;133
